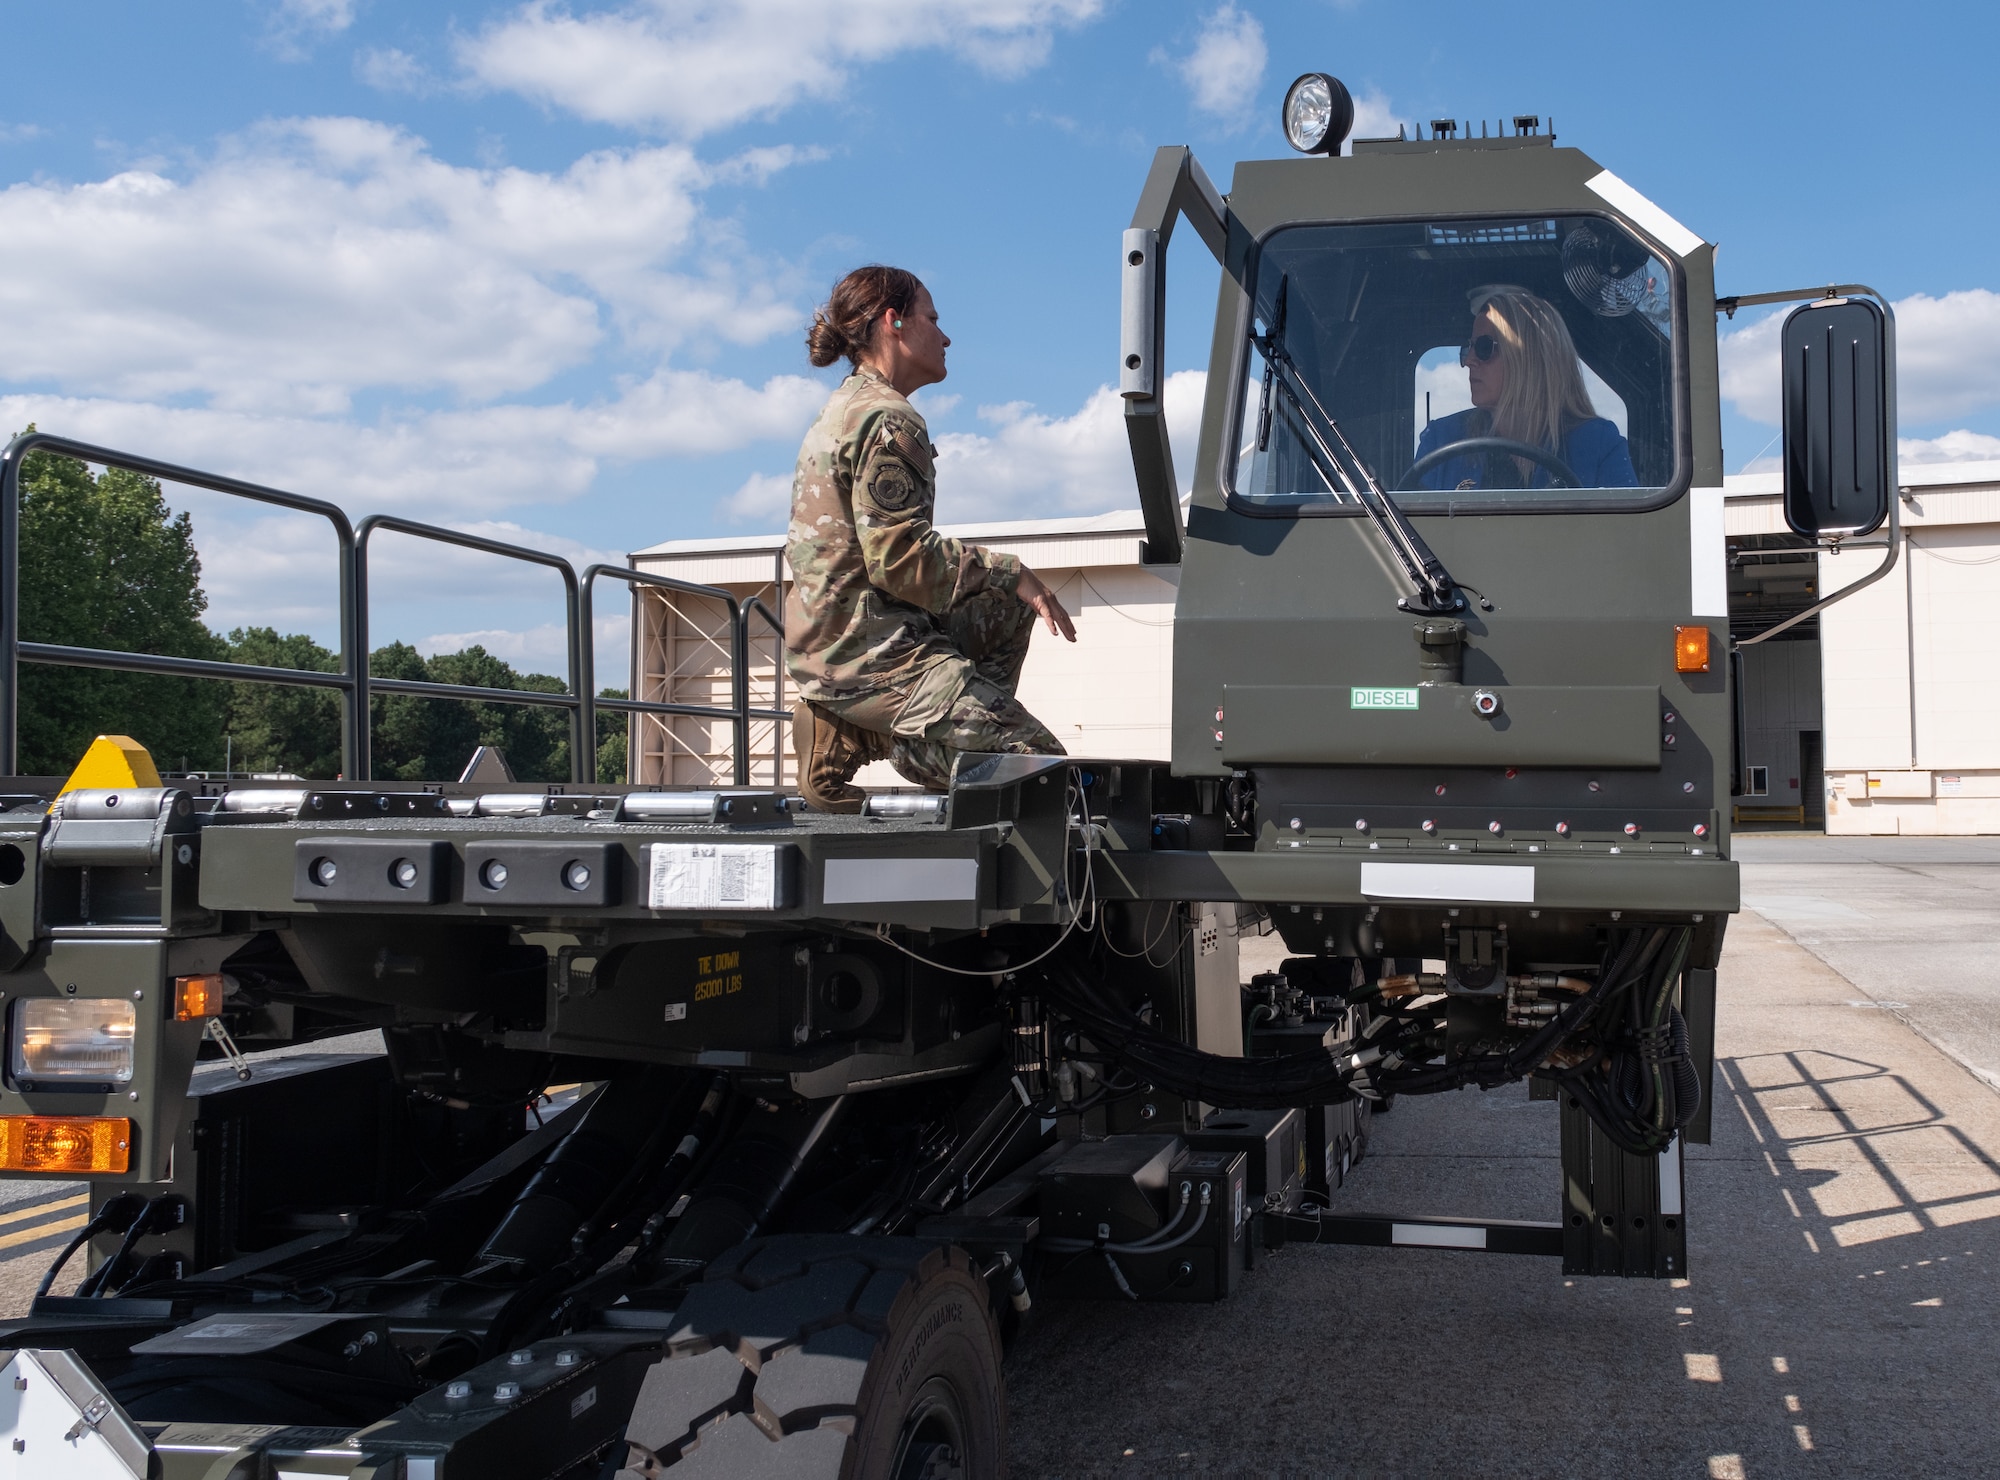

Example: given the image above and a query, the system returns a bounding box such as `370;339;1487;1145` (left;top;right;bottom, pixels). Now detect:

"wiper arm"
1254;322;1467;615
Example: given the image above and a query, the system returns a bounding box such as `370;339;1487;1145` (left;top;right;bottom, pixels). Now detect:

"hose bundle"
1031;925;1699;1154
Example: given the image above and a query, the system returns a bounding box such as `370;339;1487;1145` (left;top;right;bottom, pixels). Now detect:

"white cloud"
457;0;1103;138
1890;291;2000;424
705;371;1207;530
0;119;801;415
356;47;433;95
1345;88;1407;153
720;471;795;525
1719;289;2000;431
932;370;1206;522
0;369;826;514
263;0;359;59
1900;430;2000;465
1173;6;1266;125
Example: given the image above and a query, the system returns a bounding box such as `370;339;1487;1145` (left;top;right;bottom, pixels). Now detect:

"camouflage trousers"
815;587;1067;792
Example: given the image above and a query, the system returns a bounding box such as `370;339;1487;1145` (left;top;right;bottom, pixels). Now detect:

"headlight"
10;998;136;1087
1282;72;1354;155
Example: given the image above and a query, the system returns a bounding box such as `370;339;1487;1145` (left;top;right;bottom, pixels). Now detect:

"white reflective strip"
1689;486;1728;617
824;856;978;904
1360;861;1535;904
1585;169;1704;259
1392;1222;1486;1250
1659;1136;1684;1216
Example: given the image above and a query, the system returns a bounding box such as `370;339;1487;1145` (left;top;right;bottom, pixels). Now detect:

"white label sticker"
1351;686;1419;710
663;1002;688;1022
1688;486;1728;617
648;843;781;910
570;1386;598;1419
185;1323;263;1339
1360;861;1535;903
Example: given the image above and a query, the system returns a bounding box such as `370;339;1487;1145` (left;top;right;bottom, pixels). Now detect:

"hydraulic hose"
1041;1181;1214;1256
39;1193;145;1299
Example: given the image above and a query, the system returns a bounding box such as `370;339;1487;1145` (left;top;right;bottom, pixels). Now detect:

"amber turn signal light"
1674;625;1711;674
173;974;225;1021
0;1115;131;1174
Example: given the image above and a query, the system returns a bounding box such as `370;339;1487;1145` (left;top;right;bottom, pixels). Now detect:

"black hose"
38;1193;146;1299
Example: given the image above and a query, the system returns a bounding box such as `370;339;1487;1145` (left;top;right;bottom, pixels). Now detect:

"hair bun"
806;312;848;369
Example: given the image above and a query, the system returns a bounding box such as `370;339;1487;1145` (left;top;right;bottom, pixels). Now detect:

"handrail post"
736;596;787;789
0;442;20;776
561;564;586;785
337;522;363;782
577;572;596;786
351;526;374;781
731;603;751;786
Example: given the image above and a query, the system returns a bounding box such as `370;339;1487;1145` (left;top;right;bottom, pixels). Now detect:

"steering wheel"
1398;437;1580;492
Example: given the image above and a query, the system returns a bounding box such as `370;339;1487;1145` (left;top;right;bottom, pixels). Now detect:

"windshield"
1233;215;1679;513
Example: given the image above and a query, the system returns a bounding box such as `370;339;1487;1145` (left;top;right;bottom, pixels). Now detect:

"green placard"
1350;686;1419;710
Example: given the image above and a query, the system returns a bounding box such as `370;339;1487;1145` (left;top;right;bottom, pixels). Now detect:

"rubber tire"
618;1236;1004;1480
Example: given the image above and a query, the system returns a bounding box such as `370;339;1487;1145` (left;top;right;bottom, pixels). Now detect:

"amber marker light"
0;1115;131;1174
1674;625;1711;673
174;974;225;1021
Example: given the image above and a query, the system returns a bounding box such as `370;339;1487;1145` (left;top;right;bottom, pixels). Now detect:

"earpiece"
893;319;903;329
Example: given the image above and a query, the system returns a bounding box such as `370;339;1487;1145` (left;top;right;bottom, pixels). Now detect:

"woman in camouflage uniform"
786;265;1075;813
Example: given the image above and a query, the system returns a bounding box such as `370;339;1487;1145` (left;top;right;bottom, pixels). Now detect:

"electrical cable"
870;772;1099;978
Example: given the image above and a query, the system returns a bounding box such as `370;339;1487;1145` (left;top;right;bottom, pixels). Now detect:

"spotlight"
1282;73;1354;155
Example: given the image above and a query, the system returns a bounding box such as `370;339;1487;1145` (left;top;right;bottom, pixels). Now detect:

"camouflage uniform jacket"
784;366;1022;701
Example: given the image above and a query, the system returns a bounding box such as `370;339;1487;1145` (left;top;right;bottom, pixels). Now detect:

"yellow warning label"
693;949;745;1003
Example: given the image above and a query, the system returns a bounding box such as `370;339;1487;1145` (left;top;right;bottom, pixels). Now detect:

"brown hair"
807;265;923;369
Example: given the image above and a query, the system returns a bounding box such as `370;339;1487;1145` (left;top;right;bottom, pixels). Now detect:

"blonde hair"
1470;287;1597;468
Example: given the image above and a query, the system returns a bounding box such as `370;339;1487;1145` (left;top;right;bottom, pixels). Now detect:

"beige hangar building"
627;458;2000;836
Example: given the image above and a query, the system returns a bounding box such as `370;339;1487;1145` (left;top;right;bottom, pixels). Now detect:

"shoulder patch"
868;458;920;513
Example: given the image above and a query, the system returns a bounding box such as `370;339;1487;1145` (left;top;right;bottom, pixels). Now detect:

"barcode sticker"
648;843;783;910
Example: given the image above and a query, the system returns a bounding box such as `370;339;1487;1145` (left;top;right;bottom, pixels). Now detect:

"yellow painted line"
0;1213;83;1251
0;1193;87;1229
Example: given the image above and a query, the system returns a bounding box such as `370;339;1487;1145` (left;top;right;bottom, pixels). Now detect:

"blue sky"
3;0;1996;675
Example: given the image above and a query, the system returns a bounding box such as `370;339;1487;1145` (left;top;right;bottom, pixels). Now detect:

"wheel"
617;1236;1004;1480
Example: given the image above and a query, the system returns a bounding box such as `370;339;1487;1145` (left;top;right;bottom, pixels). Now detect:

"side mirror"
1781;295;1892;538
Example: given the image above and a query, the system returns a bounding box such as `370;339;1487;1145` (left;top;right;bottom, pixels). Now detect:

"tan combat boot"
792;701;886;814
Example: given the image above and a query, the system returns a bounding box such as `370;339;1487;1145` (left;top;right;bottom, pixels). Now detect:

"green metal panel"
1222;683;1661;768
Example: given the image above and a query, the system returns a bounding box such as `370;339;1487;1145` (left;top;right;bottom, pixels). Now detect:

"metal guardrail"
0;432;786;784
579;565;790;787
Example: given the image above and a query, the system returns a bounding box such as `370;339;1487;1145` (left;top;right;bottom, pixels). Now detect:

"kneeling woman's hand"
1015;566;1077;642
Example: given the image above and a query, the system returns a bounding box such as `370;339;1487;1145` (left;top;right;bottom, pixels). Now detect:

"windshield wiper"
1253;279;1468;615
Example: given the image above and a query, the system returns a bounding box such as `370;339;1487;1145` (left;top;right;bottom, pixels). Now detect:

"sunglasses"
1459;333;1501;366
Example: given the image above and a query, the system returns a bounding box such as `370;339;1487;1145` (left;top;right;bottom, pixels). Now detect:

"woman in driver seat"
1414;287;1637;491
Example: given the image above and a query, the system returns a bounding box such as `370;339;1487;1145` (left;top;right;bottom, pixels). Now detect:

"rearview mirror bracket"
1715;285;1900;649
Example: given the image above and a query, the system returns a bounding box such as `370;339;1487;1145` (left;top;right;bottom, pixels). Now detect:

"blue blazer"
1414;408;1638;491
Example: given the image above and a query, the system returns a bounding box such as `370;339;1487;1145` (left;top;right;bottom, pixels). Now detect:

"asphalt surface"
1004;839;2000;1477
0;841;1995;1477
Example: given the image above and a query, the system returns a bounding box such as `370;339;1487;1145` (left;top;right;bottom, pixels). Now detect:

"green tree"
595;688;629;783
221;627;343;777
17;441;227;775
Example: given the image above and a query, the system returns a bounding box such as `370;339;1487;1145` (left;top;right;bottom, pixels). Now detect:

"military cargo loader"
0;72;1897;1478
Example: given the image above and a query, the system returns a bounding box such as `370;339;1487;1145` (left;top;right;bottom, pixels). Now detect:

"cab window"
1233;216;1678;513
